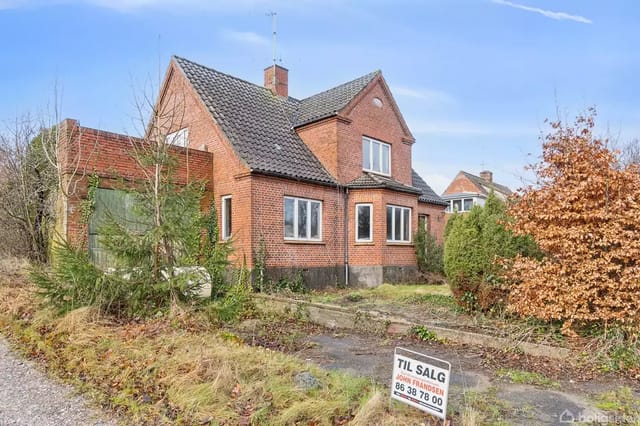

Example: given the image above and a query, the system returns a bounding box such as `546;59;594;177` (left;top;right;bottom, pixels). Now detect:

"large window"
386;205;411;242
284;196;322;241
166;128;189;147
362;136;390;175
221;196;232;240
355;203;373;242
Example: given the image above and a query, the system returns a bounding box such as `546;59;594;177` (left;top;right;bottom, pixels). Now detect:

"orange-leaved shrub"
507;109;640;333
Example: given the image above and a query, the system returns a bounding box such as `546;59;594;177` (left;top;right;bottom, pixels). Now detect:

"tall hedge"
444;193;539;312
506;110;640;333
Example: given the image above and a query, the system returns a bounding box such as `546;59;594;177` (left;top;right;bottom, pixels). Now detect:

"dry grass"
0;256;30;285
313;284;452;305
0;273;440;425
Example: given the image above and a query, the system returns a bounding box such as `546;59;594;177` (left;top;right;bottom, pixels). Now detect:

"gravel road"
0;337;116;426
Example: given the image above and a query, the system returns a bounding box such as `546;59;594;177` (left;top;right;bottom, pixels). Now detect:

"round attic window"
372;97;383;108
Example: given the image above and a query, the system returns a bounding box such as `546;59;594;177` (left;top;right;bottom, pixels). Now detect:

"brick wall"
417;202;447;244
341;78;414;186
297;76;414;187
251;174;345;269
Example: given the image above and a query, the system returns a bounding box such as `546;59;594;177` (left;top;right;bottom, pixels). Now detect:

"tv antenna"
267;11;278;68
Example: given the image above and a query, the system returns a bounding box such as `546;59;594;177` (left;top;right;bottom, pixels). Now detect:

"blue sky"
1;0;639;193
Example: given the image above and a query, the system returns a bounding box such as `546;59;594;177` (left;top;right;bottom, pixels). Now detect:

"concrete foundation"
264;266;345;290
260;264;425;289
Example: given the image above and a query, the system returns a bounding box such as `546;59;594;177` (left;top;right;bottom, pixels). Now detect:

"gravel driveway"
0;337;115;426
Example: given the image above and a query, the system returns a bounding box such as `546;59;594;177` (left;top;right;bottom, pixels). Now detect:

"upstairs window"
284;196;322;241
386;205;411;242
447;198;474;213
166;128;189;148
362;136;390;175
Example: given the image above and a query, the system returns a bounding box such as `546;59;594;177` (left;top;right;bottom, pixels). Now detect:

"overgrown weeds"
496;368;560;389
0;281;375;424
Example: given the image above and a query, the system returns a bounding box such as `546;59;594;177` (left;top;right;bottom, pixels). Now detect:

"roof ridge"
460;170;511;194
300;69;381;102
172;55;301;102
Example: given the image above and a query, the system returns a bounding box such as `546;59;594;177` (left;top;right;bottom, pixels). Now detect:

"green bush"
443;193;540;312
414;225;444;275
32;241;205;318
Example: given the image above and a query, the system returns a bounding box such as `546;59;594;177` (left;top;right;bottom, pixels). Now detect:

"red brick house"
441;170;512;214
58;56;447;288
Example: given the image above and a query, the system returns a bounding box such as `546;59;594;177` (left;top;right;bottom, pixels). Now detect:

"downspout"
343;186;349;287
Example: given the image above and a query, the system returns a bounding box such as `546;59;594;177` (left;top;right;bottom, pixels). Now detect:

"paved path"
0;337;115;426
298;333;609;425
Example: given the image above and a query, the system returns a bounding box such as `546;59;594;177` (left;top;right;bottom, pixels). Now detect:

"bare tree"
620;138;640;167
0;115;56;261
0;85;95;262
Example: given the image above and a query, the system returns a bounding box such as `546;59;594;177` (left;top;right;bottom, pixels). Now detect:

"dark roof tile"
347;172;422;195
412;169;448;206
294;71;380;126
174;56;335;185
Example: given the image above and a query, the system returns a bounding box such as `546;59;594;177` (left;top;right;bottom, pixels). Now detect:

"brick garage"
56;119;213;248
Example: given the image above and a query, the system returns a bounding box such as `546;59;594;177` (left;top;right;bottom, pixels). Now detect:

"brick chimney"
480;170;493;183
264;64;288;97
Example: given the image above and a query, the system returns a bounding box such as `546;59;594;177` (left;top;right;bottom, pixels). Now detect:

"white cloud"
220;29;270;47
391;86;456;106
491;0;592;24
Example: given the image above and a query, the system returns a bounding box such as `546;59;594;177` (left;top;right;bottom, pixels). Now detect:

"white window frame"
448;198;474;213
386;204;411;243
355;203;373;243
166;128;189;148
284;196;322;241
221;195;232;240
362;136;391;176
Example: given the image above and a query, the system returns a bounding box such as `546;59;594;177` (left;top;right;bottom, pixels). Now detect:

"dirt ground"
231;315;639;425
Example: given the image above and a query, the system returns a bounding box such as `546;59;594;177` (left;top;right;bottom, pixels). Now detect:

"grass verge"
0;274;439;425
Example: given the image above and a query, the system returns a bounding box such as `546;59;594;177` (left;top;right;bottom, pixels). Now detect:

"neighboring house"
441;170;512;213
57;56;447;288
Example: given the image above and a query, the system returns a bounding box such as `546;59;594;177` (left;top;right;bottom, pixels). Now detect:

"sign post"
390;347;451;421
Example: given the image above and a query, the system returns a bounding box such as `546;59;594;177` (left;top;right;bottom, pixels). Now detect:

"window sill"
284;240;326;245
386;241;414;246
362;169;391;178
354;241;375;246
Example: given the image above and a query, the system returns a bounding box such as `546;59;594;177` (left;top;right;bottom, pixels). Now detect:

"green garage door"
88;188;147;268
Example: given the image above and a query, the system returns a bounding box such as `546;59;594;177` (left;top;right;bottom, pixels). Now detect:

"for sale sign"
390;347;451;420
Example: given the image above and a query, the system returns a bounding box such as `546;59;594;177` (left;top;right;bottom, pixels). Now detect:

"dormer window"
362;136;390;175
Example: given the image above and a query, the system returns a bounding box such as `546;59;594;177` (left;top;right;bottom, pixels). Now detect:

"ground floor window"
386;205;411;242
355;203;372;242
221;195;232;240
284;196;322;241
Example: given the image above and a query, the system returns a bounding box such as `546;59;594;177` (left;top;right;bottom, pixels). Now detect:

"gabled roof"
173;56;441;200
411;170;448;206
461;171;512;196
294;71;380;126
173;56;335;185
347;172;422;195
